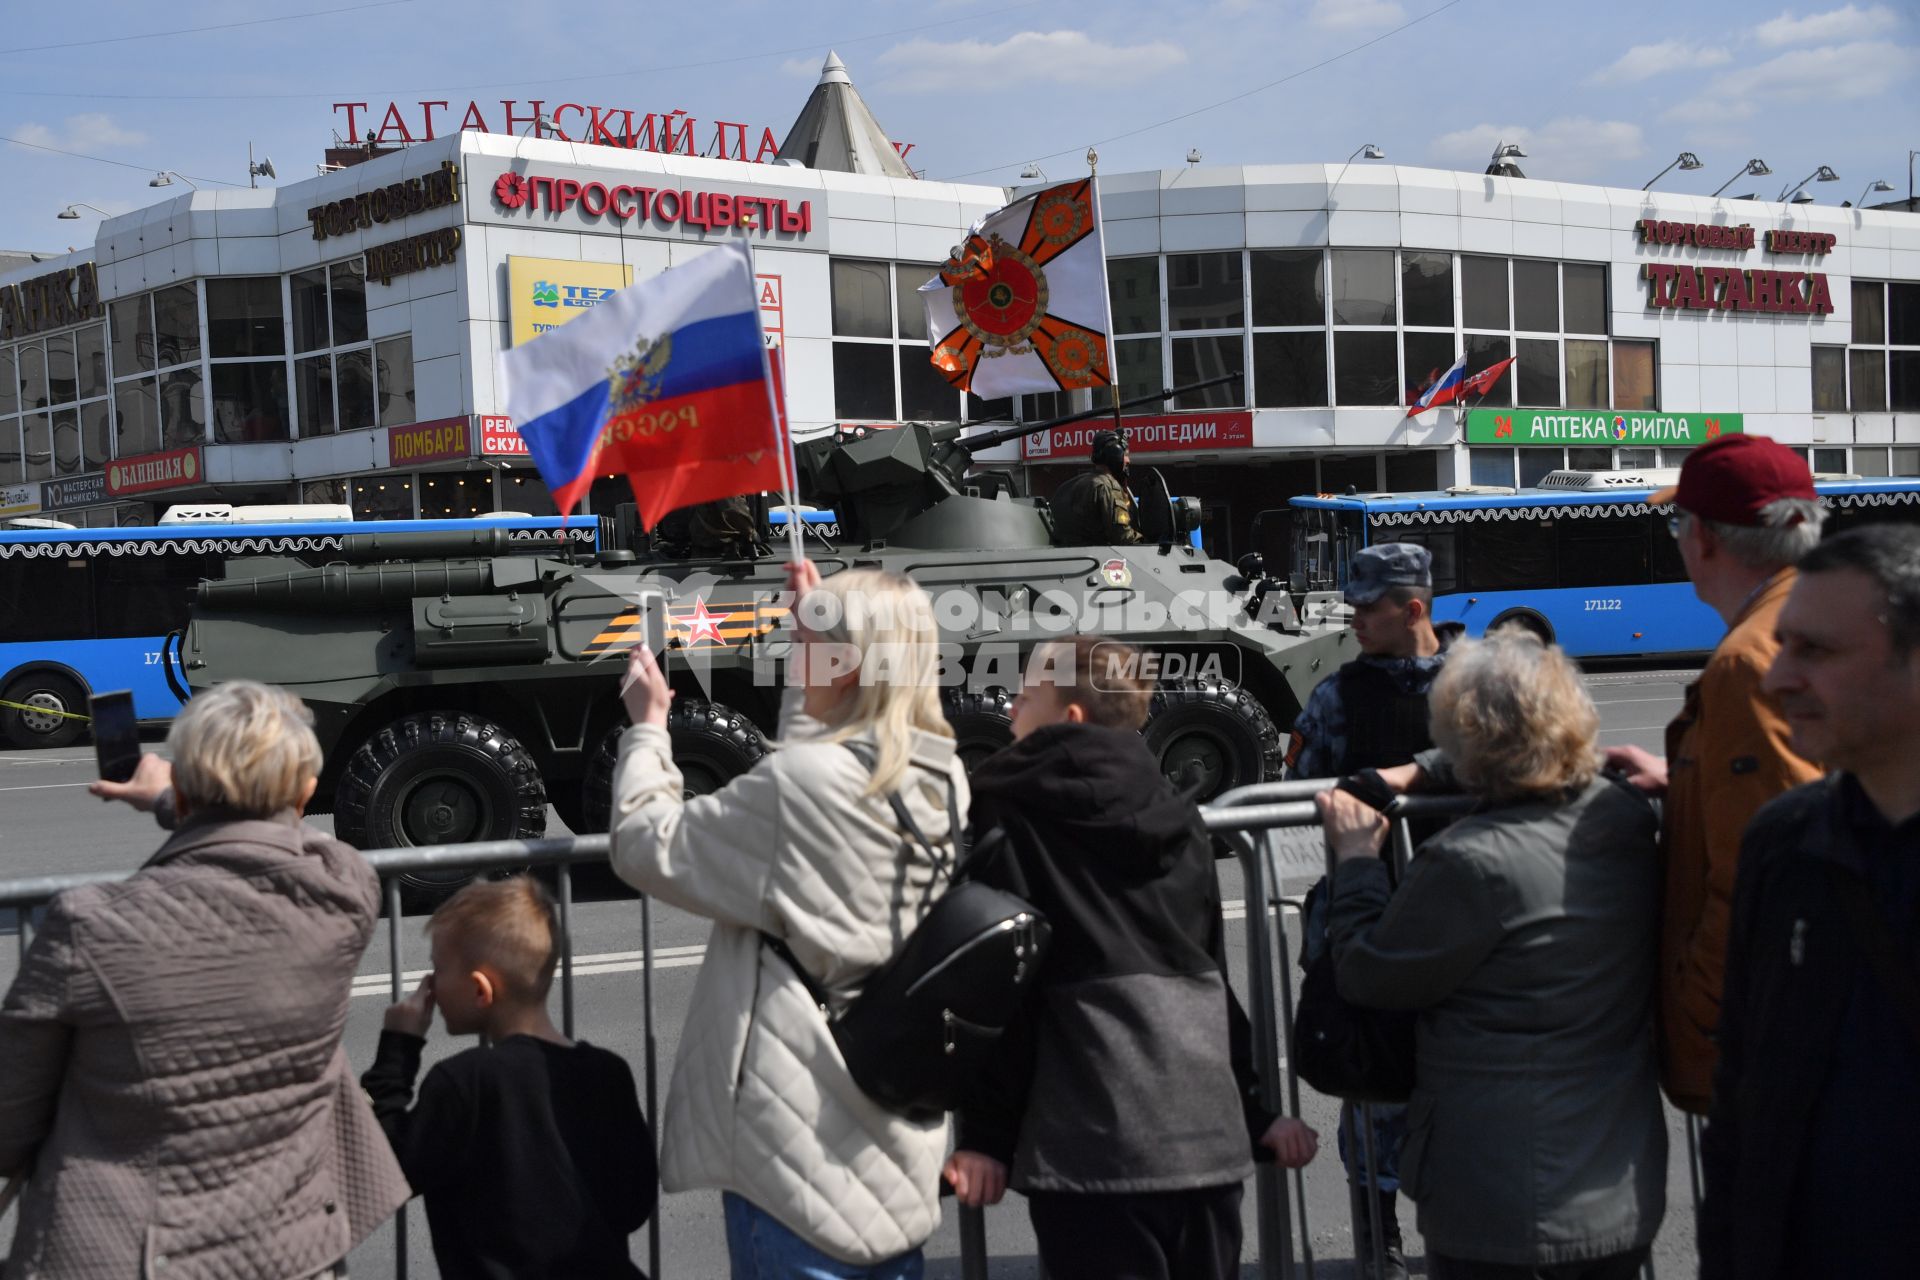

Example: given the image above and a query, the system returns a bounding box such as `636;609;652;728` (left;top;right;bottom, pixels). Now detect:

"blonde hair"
1429;631;1600;804
167;681;322;818
796;568;952;795
426;875;560;1002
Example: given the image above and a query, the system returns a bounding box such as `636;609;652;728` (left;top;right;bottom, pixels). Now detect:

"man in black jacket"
1702;524;1920;1280
943;634;1317;1280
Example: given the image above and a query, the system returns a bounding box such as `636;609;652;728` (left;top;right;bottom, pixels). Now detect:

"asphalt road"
1;665;1702;1278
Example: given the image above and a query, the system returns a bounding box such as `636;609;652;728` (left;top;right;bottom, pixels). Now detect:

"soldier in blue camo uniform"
1288;543;1457;1280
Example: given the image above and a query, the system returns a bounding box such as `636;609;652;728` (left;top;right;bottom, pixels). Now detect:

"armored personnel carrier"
172;393;1352;893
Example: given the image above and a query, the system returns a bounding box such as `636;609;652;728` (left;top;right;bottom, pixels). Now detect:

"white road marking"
0;781;95;792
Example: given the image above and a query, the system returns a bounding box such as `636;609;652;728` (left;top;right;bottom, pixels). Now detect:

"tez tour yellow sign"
507;256;634;347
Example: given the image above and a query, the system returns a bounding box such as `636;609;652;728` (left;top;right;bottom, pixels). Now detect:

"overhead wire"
0;132;244;187
0;2;1032;100
935;0;1470;182
0;0;417;56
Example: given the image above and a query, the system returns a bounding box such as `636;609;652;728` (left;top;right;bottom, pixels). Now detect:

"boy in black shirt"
362;876;656;1279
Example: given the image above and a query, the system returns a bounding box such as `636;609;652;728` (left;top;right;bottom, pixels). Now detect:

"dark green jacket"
1049;468;1141;545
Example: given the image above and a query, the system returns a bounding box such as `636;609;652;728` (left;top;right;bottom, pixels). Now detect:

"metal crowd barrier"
1;787;1699;1280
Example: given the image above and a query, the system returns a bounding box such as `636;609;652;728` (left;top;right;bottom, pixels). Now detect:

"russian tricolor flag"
1407;353;1468;416
500;240;783;524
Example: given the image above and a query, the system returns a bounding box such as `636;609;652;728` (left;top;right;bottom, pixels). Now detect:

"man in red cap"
1606;433;1825;1114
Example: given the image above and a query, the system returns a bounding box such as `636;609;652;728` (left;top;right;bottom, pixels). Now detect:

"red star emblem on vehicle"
684;597;727;646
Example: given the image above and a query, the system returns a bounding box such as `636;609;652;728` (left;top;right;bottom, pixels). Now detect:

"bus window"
92;550;217;638
1388;528;1459;593
1650;512;1688;583
1463;520;1555;591
1557;514;1650;588
1289;507;1363;594
0;556;95;642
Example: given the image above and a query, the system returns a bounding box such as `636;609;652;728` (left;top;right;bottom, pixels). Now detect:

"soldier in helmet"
656;495;758;559
1049;429;1143;546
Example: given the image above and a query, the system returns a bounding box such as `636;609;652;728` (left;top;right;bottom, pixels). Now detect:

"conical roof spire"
776;52;913;178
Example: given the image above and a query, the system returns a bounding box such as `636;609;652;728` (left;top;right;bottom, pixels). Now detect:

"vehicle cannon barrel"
944;371;1244;454
336;528;524;561
196;560;500;611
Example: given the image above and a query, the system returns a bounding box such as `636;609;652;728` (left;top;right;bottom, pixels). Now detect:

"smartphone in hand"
90;690;141;783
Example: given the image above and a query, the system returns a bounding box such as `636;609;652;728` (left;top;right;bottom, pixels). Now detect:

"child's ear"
1062;701;1088;725
471;969;497;1010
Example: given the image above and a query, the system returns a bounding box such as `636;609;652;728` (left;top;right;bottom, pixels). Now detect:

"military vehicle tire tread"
2;670;89;750
579;699;769;834
1143;676;1282;801
943;687;1015;773
333;712;547;901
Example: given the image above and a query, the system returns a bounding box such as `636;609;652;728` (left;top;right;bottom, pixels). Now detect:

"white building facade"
3;130;1916;560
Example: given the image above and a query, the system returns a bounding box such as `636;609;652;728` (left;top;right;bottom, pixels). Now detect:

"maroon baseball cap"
1649;434;1816;525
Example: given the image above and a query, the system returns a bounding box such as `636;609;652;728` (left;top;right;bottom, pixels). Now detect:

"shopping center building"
3;59;1916;561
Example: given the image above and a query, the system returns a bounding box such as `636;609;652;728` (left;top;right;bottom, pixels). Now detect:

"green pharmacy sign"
1466;409;1743;448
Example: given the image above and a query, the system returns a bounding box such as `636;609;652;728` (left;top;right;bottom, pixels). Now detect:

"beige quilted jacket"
610;703;965;1265
0;812;409;1280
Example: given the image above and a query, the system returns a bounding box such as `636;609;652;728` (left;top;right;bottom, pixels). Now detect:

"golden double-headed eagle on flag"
922;179;1112;400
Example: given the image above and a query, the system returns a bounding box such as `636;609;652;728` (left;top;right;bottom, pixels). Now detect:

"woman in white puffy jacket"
611;559;965;1279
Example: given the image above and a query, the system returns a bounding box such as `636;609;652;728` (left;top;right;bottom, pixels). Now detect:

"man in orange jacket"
1606;434;1825;1113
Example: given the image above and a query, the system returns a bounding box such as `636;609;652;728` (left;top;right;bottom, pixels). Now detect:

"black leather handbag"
764;747;1051;1120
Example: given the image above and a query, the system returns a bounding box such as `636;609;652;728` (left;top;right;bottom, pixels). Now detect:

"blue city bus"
1286;471;1920;659
0;515;601;749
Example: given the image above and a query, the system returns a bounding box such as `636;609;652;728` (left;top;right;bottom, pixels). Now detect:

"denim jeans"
723;1192;926;1280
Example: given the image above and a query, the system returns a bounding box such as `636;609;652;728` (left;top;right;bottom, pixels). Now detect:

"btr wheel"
579;698;770;835
1142;677;1282;802
2;672;89;750
333;712;547;902
943;687;1015;773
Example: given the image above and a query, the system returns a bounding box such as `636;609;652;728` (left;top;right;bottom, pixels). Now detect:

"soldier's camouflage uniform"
1049;469;1143;546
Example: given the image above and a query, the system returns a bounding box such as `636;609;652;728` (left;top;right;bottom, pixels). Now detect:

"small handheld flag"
920;178;1112;400
499;240;786;528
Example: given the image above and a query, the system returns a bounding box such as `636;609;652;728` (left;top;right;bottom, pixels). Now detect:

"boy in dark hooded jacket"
943;635;1318;1280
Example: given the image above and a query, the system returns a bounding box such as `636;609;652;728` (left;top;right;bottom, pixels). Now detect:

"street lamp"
1330;143;1387;200
1855;178;1894;207
56;202;111;220
1711;158;1771;198
1642;151;1703;190
1777;165;1839;202
1486;141;1527;178
1019;163;1047;180
149;171;198;189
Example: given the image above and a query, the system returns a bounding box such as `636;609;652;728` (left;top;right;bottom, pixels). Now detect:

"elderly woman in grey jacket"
611;560;965;1279
0;681;407;1280
1317;631;1666;1280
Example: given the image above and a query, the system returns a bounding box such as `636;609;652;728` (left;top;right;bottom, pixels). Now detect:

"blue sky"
4;0;1916;256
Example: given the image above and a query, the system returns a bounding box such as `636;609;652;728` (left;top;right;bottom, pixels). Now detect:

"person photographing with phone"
0;681;407;1279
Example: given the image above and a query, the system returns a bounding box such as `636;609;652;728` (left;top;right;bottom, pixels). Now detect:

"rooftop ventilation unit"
1533;468;1681;491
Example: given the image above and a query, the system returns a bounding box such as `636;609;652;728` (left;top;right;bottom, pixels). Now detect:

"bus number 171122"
1584;599;1624;612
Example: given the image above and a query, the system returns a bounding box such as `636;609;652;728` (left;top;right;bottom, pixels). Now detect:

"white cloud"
1309;0;1406;29
1427;117;1647;178
1755;4;1901;47
1589;40;1732;84
876;31;1186;93
1666;38;1917;123
13;112;147;153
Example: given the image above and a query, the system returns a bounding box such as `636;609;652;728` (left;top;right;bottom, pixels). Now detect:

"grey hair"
168;681;322;817
1799;524;1920;653
1429;630;1601;803
1693;497;1826;572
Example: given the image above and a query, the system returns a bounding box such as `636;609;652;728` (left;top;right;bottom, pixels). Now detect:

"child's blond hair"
426;876;561;1001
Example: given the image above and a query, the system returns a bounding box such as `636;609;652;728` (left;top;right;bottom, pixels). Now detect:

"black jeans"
1428;1246;1650;1280
1027;1183;1243;1280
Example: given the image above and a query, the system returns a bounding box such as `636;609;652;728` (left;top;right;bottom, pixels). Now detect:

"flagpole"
741;242;806;566
1088;147;1127;437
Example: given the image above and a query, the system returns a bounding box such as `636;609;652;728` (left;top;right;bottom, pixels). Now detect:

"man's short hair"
1798;524;1920;653
427;876;561;1001
1378;584;1434;611
1033;634;1154;731
1695;497;1826;572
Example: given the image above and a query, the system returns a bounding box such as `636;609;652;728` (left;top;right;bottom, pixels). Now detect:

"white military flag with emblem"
920;178;1112;401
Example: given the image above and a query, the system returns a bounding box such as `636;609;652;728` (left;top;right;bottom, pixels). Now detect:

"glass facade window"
1171;335;1244;407
1612;340;1657;411
1333;331;1398;406
1845;282;1920;412
1255;332;1327;408
295;355;336;437
110;295;155;374
1403;331;1456;405
1518;448;1565;486
1894;447;1920;476
292;268;330;352
330;260;367;345
893;268;928;343
1812;447;1847;474
336;348;374;432
1109;257;1161;334
1891;283;1920;345
1462;256;1509;330
1469;447;1514;487
1330;250;1395;326
831;260;891;338
75;325;106;400
1465;334;1512;407
1563;264;1608;335
1812;345;1848;411
1250;250;1324;327
375;335;415;428
1568;446;1612;470
1851;348;1887;412
17;343;47;410
1109;337;1159;403
1852;447;1891;477
1617;447;1658;468
1566;339;1609;410
832;342;894;420
899;349;955;420
1401;252;1453;328
206;278;282;358
22;412;52;482
114;378;161;458
830;259;957;421
212;362;288;443
0;346;15;415
154;283;202;366
1383;451;1441;491
1853;280;1886;344
159;367;205;446
1513;259;1560;333
45;332;76;405
1516;337;1560;407
1893;350;1920;413
1167;252;1243;331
